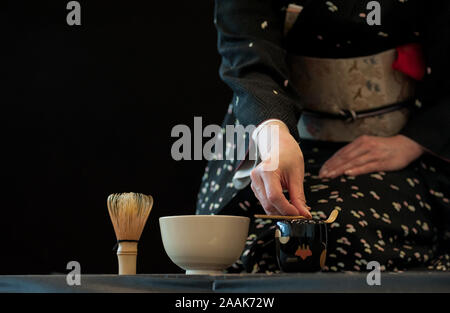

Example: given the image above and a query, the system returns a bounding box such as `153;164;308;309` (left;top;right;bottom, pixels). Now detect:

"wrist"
263;120;289;132
254;120;289;161
254;120;289;145
258;119;288;142
396;134;424;156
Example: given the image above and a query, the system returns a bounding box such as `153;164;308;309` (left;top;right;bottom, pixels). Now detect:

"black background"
2;1;230;274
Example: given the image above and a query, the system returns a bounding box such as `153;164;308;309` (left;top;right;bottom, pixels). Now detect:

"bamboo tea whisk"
107;192;153;275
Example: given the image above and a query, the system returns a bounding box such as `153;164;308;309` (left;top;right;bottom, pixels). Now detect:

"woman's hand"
250;121;312;218
319;134;424;178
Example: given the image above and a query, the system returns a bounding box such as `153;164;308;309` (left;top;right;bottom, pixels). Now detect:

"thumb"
287;176;311;218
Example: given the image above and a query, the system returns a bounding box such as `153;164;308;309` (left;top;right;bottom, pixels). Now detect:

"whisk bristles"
107;192;153;241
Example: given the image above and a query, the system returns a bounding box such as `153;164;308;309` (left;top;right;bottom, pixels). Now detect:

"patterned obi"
288;49;416;142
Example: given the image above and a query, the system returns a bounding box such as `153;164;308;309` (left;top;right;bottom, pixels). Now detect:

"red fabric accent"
392;43;426;81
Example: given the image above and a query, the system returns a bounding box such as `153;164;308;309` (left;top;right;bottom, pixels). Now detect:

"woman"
197;0;450;272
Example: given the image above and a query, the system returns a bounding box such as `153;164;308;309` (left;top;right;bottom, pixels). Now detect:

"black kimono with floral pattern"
196;0;450;272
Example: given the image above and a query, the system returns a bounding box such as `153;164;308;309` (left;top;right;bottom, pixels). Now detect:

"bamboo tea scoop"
254;214;307;220
254;208;339;224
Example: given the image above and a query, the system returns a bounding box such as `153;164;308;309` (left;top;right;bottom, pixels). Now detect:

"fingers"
327;152;378;178
287;176;312;218
344;161;380;176
251;167;301;216
319;135;373;178
260;172;300;216
250;171;278;215
320;144;367;177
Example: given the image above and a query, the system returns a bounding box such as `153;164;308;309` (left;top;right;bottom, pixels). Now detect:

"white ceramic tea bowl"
159;215;250;275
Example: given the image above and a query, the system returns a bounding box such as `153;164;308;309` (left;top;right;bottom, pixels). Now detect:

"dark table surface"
1;272;449;293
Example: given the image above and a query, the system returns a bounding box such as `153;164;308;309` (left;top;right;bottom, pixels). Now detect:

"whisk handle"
117;241;138;275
